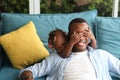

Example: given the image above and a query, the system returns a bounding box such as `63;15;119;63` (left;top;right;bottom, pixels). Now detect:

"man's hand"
20;70;34;80
83;29;97;49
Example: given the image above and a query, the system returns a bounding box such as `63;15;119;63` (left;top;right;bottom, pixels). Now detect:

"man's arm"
84;28;97;49
89;37;96;49
19;55;56;80
20;70;33;80
107;52;120;75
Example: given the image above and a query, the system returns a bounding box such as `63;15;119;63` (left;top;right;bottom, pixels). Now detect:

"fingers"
73;31;83;37
70;32;81;44
83;30;93;38
71;32;83;41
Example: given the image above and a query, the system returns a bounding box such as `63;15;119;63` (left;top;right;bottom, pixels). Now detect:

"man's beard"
72;38;90;52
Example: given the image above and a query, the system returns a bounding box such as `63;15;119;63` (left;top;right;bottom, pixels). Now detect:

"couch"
0;9;120;80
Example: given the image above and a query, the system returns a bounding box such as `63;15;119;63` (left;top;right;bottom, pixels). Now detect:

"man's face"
68;22;89;52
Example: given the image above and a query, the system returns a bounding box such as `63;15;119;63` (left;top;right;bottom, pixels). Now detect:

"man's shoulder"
88;46;110;56
88;46;108;53
95;49;108;52
92;48;111;57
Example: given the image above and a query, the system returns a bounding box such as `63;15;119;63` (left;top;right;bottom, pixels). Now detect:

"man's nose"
79;36;86;42
80;36;84;40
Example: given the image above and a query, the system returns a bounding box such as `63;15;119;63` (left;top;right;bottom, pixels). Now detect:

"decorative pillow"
0;21;49;69
95;17;120;58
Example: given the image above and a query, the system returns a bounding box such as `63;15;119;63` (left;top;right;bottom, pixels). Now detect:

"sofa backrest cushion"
95;17;120;58
1;9;97;66
1;9;97;48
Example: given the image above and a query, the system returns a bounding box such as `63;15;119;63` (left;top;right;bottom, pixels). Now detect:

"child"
48;29;96;58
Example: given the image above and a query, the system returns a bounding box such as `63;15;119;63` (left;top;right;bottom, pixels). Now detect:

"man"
19;18;120;80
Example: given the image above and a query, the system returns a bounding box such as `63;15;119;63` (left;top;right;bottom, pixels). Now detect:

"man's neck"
72;48;87;52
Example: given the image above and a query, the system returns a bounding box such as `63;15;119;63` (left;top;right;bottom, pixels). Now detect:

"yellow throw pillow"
0;21;49;69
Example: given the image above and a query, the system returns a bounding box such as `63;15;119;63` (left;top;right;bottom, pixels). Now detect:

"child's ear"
48;39;54;48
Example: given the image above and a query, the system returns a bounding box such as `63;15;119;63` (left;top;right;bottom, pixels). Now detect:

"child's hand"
20;71;34;80
69;31;83;45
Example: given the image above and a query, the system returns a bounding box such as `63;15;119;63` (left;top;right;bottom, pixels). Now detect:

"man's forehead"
70;23;89;31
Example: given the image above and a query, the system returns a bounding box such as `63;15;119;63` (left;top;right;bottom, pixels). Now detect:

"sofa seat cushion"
0;65;20;80
0;21;49;69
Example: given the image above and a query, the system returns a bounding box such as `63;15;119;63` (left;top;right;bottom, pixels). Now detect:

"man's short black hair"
68;18;88;31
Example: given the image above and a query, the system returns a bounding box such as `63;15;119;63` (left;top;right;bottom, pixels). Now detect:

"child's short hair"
48;29;66;42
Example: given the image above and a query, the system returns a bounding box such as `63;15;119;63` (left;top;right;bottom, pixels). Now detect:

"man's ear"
48;39;54;48
88;27;90;31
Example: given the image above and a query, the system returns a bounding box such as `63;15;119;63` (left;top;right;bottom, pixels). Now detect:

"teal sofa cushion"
0;65;19;80
95;17;120;80
95;17;120;58
1;9;97;48
0;65;46;80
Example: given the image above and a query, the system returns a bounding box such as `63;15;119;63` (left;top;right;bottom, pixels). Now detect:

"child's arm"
59;32;82;58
